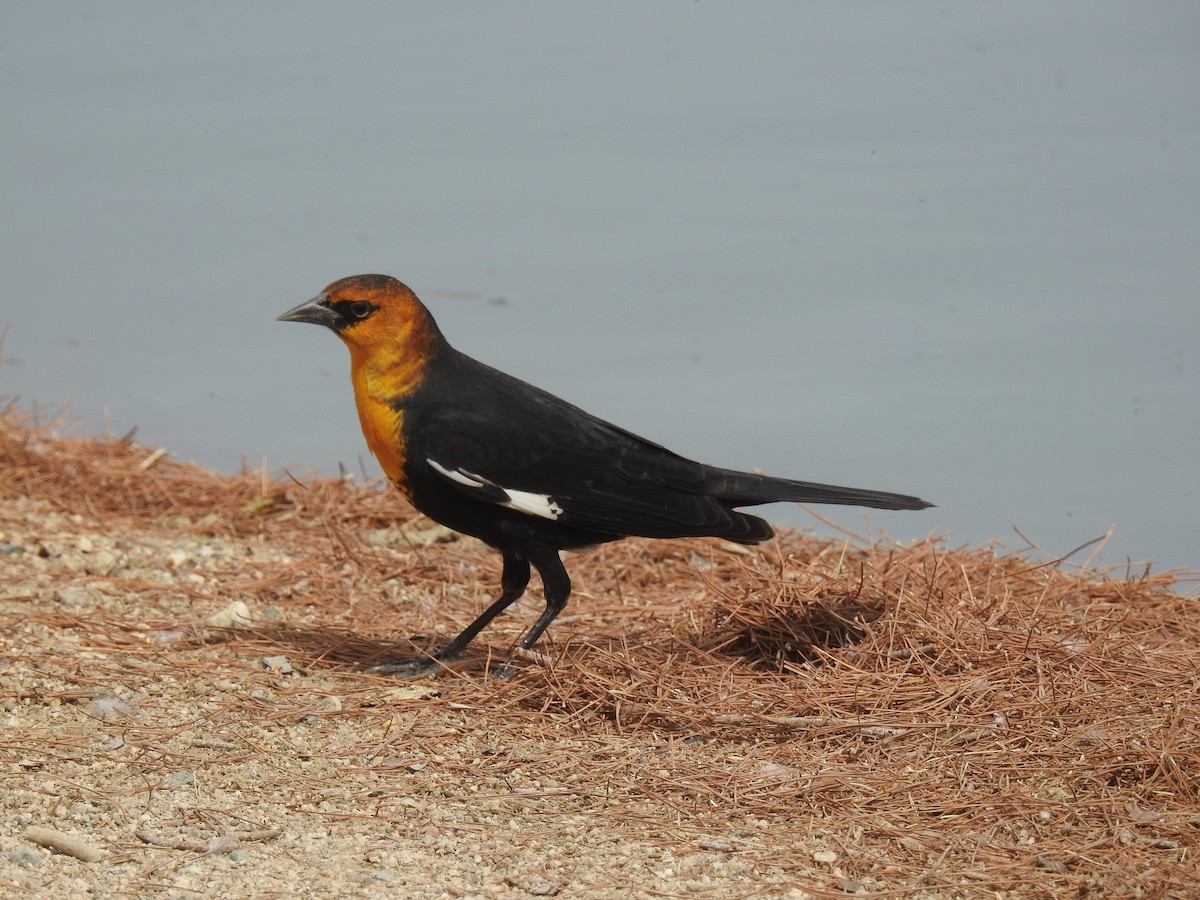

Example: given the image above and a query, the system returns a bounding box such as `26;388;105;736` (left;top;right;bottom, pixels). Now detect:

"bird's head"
279;273;448;413
278;274;444;365
279;274;418;340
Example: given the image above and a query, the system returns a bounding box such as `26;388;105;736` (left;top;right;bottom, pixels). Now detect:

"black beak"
277;293;340;329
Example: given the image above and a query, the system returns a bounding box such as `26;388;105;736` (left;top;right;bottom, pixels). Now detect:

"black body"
374;343;931;677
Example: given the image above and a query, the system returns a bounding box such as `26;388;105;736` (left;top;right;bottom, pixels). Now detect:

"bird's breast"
351;378;409;493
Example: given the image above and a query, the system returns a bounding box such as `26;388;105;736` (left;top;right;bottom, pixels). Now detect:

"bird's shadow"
195;623;496;673
194;589;886;678
701;589;887;669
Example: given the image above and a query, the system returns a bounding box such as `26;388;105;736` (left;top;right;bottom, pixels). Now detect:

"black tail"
707;468;933;511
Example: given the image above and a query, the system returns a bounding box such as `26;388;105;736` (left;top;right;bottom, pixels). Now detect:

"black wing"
403;352;771;541
404;349;928;542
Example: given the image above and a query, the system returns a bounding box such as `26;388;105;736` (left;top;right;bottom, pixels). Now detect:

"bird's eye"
347;301;376;320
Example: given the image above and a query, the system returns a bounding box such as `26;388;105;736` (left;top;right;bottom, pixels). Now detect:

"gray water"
3;3;1198;573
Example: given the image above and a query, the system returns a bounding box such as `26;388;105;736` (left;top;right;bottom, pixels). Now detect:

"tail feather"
708;468;933;511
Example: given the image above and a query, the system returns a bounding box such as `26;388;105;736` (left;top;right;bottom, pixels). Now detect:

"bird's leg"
366;552;531;677
490;546;571;679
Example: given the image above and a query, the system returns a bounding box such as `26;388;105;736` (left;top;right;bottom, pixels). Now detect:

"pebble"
8;844;43;868
23;825;105;862
163;771;196;789
207;600;252;628
86;549;119;575
365;528;400;547
505;873;560;896
55;586;99;607
695;836;737;853
1035;856;1068;873
403;524;459;546
89;696;135;719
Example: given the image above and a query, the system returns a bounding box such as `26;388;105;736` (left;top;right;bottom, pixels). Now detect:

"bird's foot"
367;658;518;679
365;646;545;679
364;657;446;678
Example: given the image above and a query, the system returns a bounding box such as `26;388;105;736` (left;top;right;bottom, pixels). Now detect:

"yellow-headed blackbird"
279;274;931;676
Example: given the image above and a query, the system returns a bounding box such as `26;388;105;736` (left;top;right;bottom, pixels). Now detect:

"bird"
278;274;931;676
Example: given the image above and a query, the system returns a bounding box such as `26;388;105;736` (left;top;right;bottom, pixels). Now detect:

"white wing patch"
426;458;564;521
427;459;486;489
499;488;565;521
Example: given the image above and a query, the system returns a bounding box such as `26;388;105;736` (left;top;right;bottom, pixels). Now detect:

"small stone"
365;529;397;547
86;550;119;576
403;524;459;546
207;600;252;628
23;826;104;862
55;586;97;607
505;874;560;896
89;696;135;719
262;655;293;674
812;849;838;864
695;836;738;853
8;844;43;868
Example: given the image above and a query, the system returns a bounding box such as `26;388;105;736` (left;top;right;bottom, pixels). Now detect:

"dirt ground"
2;413;1197;898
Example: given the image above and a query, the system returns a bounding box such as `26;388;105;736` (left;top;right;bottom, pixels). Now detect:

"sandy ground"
2;418;1197;898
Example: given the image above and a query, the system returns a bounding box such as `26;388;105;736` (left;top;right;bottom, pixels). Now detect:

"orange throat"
347;344;430;495
353;381;408;491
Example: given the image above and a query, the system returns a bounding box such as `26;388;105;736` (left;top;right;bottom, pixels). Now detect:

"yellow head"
279;274;446;489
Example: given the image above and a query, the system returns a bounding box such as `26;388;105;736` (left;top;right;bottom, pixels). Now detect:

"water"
2;3;1197;573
